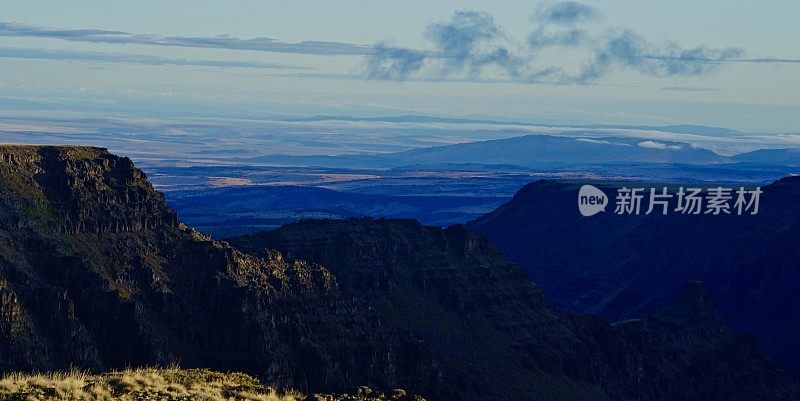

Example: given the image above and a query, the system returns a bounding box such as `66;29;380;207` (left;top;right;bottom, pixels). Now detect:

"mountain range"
227;133;800;185
236;135;731;169
0;145;796;400
732;148;800;166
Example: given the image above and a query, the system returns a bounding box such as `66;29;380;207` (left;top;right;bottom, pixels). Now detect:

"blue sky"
1;1;799;133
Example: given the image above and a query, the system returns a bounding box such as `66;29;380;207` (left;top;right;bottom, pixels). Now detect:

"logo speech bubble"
578;185;608;217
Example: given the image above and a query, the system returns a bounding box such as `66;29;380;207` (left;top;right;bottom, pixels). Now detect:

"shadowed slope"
232;218;798;401
469;177;800;377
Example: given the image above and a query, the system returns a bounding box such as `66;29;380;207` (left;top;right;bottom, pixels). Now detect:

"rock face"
468;178;800;377
231;219;798;401
0;145;443;398
0;145;797;401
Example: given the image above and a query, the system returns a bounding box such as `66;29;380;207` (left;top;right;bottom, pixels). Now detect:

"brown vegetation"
0;368;422;401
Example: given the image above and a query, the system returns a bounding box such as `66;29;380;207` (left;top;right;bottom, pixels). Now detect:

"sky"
1;0;799;133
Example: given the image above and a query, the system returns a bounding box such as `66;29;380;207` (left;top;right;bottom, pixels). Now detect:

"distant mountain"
240;135;729;168
469;177;800;377
392;135;728;166
1;145;797;400
733;148;800;166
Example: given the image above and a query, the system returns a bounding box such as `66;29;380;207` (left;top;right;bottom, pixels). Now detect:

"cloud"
526;2;597;51
572;29;745;83
365;10;526;80
424;10;524;77
2;8;797;86
366;10;527;81
0;21;371;56
533;1;601;24
365;43;425;80
638;140;682;150
365;2;796;84
662;86;722;92
528;26;589;48
708;57;800;64
0;47;311;70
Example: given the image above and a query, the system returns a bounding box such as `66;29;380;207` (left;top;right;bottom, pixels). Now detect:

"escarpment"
0;145;444;398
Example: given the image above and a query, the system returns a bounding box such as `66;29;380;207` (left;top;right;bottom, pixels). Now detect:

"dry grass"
0;367;303;401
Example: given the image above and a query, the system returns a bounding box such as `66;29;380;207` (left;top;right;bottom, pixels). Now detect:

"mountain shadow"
469;177;800;377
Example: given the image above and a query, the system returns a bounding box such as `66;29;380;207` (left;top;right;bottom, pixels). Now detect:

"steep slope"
469;177;800;377
0;145;443;397
230;218;798;401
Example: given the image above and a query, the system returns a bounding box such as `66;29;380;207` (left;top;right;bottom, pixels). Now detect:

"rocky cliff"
0;145;797;401
0;145;442;398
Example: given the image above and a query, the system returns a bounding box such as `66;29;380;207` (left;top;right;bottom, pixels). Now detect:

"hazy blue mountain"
239;135;730;168
733;148;800;166
392;135;728;166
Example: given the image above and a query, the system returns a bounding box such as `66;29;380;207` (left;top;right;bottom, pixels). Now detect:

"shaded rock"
231;218;799;401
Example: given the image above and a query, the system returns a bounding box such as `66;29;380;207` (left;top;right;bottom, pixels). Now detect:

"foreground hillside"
0;145;797;400
0;368;421;401
469;178;800;377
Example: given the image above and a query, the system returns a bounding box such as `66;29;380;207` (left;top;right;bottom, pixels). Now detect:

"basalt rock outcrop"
0;145;797;401
0;145;442;398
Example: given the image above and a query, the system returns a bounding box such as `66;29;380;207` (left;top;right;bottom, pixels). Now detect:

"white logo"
576;185;762;217
578;185;608;217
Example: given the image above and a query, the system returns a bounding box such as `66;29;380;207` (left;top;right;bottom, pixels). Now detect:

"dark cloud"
365;43;425;80
0;21;371;56
0;47;311;70
366;10;525;80
528;26;589;48
424;10;522;76
572;30;745;82
366;3;770;84
533;1;601;24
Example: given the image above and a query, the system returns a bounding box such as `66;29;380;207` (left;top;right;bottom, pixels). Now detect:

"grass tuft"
0;368;301;401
